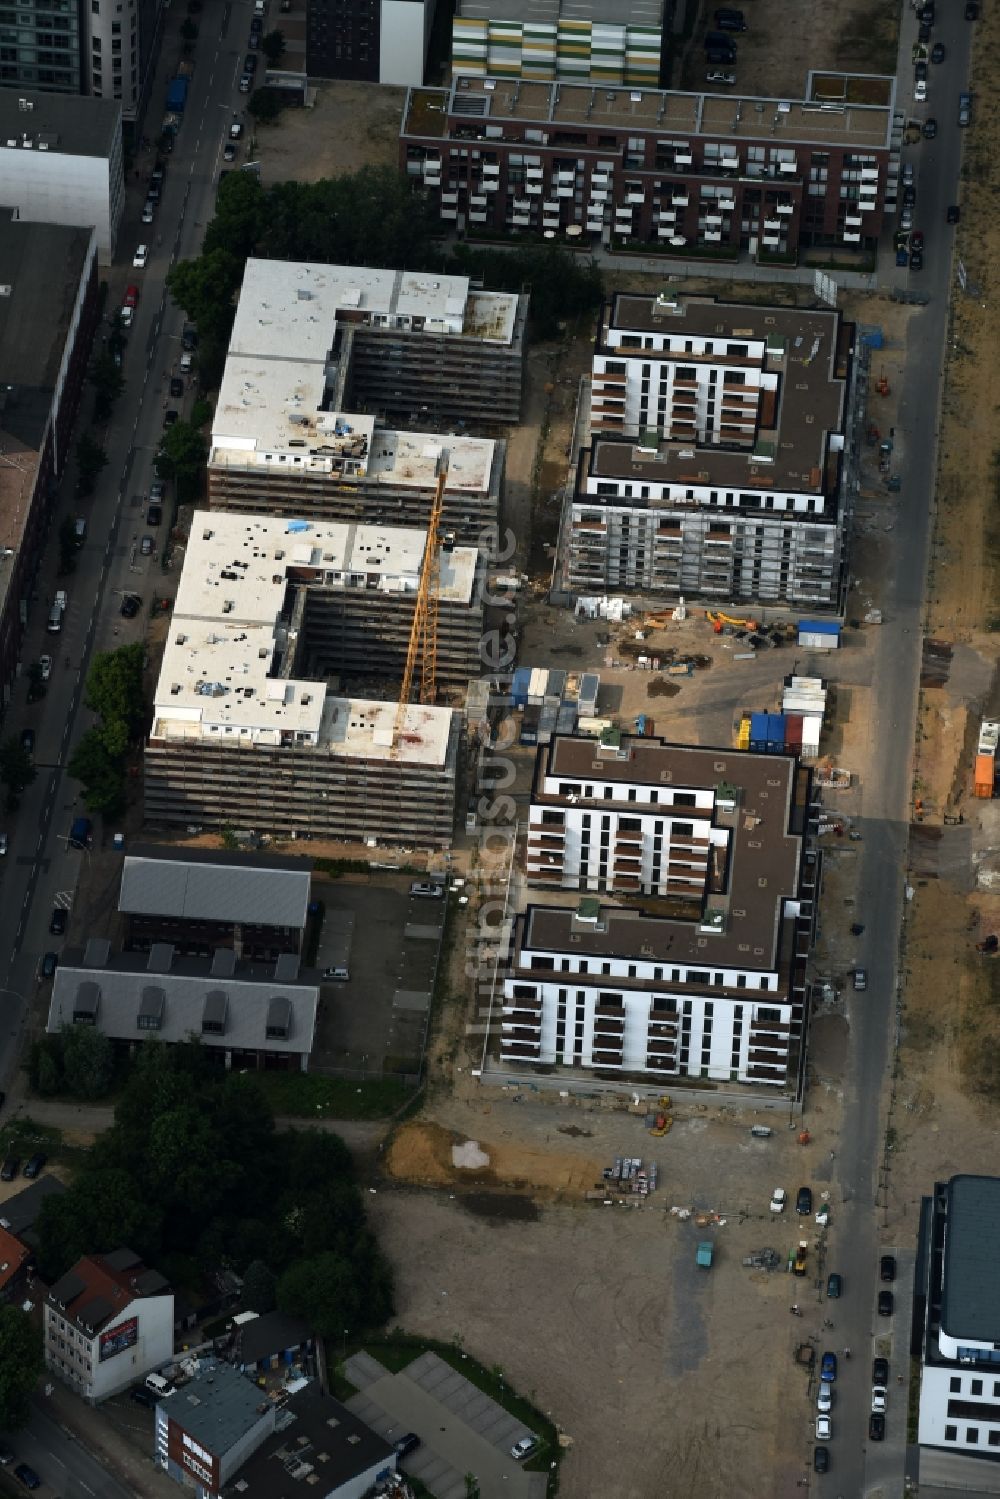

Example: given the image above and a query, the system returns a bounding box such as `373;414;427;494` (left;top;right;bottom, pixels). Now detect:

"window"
972;1380;984;1396
967;1428;980;1444
990;1432;1000;1448
951;1378;962;1392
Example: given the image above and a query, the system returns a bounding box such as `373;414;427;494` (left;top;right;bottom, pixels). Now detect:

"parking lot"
311;878;446;1076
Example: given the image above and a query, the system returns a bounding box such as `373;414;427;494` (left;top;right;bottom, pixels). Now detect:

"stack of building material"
782;675;827;758
975;719;1000;799
797;619;841;650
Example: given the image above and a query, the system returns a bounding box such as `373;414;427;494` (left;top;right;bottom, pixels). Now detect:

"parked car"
914;78;927;102
920;1;935;20
147;503;163;526
706;71;736;85
169;376;184;398
959;91;972;126
911;229;925;251
394;1433;420;1457
796;1185;813;1214
239;72;252;92
511;1436;538;1461
244;51;258;69
947;204;961;223
22;1153;46;1179
853;967;867;991
931;40;946;60
322;966;350;981
40;952;58;979
39;655;52;681
0;1441;13;1465
150;479;166;502
140;535;155;556
20;728;33;754
224;141;237;161
965;0;979;17
120;593;141;618
132;243;148;268
230;119;244;138
895;246;909;267
821;1351;838;1382
815;1414;832;1441
873;1356;889;1384
182;326;198;351
903;183;916;207
923;117;938;138
910;248;924;271
0;834;6;856
12;1464;40;1491
918;19;931;39
142;200;155;223
915;60;928;82
878;1290;895;1316
180;352;194;374
0;1156;19;1181
248;27;259;45
871;1385;887;1414
713;8;745;28
869;1412;886;1441
817;1381;833;1413
813;1446;829;1473
49;907;67;935
880;1254;896;1282
164;409;179;427
826;1272;843;1299
706;47;736;63
770;1186;786;1213
130;1385;155;1408
410;881;444;898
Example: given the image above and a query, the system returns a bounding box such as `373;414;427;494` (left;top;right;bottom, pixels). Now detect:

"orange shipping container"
975;753;996;799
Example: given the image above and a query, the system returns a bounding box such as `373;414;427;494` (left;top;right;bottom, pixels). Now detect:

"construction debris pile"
586;1157;659;1202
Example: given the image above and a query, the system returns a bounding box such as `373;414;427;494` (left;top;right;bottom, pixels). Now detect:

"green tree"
67;727;126;816
58;516;79;576
243;1258;276;1314
156;419;208;502
190;397;213;429
202;178;266;265
76;432;108;498
248;87;284;124
84;643;145;747
0;735;36;805
60;1022;114;1099
0;1307;43;1428
28;1036;63;1095
277;1252;361;1339
91;351;124;422
261;27;285;63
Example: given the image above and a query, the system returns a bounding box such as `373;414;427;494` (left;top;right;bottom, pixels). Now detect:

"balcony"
626;191;645;205
502;1039;542;1060
842;230;861;243
645;1053;676;1073
671;192;689;206
720;156;739;171
674;154;693;167
703;229;722;242
483;162;500;176
775;201;794;215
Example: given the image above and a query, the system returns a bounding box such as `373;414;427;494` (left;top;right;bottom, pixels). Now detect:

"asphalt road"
0;0;255;1089
813;3;976;1495
1;1401;133;1498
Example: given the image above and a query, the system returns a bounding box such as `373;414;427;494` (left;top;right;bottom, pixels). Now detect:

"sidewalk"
36;1383;178;1499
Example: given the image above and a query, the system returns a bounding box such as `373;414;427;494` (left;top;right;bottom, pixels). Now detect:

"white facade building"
564;292;851;606
0;92;124;264
45;1249;174;1403
918;1176;1000;1470
504;731;819;1086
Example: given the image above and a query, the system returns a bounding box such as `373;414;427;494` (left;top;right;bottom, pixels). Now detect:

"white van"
145;1372;175;1398
46;604;63;634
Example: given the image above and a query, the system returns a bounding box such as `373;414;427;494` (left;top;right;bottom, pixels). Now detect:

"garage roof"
119;847;311;929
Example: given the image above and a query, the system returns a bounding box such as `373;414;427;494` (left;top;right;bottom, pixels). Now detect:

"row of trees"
67;642;146;817
35;1044;394;1342
30;1024;115;1101
165;166;603;386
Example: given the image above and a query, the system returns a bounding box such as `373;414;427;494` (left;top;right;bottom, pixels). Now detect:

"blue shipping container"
511;666;531;709
750;712;769;744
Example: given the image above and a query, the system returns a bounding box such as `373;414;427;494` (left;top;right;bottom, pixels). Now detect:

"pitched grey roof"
942;1175;1000;1341
119;854;310;929
47;959;318;1056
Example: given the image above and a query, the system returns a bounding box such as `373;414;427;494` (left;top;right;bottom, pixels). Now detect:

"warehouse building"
500;730;818;1086
228;258;527;429
401;72;893;257
564;292;853;608
143;513;462;847
452;0;665;87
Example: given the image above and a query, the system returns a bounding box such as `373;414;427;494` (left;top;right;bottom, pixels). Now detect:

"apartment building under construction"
143;511;475;846
562;291;853;609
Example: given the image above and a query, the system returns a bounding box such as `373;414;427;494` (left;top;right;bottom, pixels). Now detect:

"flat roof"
457;0;663;24
941;1175;1000;1341
222;1387;394;1498
532;734;807;970
408;75;893;149
48;955;319;1056
230;259;519;358
119;851;311;928
170;1364;270;1456
0;89;121;159
236;1310;312;1365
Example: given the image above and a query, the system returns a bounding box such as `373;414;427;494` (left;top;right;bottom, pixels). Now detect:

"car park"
796;1185;813;1214
0;1156;18;1180
878;1290;894;1316
49;907;67;935
880;1254;896;1282
140;535;155;556
511;1436;538;1461
23;1153;46;1179
706;71;736;85
394;1433;420;1457
871;1385;887;1414
959;92;972;126
813;1446;829;1473
923;117;938;138
40;952;58;979
826;1272;842;1299
931;40;945;60
947;204;960;223
13;1463;40;1491
821;1351;837;1382
815;1414;831;1441
817;1381;832;1413
133;244;148;268
147;503;163;525
869;1412;886;1441
410;881;444;898
873;1356;889;1384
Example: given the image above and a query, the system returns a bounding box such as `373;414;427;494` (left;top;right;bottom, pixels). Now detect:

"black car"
182;326;198;351
965;0;979;16
0;1441;13;1465
147;503;163;526
918;19;931;39
880;1253;896;1282
869;1412;886;1441
394;1433;420;1458
20;728;33;754
169;376;184;398
910;249;924;271
120;594;142;619
164;408;179;427
920;1;934;20
903;183;916;207
49;907;67;935
947;204;961;223
873;1356;889;1384
1;1156;19;1181
914;59;928;82
40;951;58;979
796;1185;813;1215
931;40;946;60
826;1272;842;1299
22;1153;46;1179
248;28;259;45
878;1289;894;1316
813;1445;830;1473
130;1385;155;1407
13;1464;40;1491
923;117;938;138
244;51;258;70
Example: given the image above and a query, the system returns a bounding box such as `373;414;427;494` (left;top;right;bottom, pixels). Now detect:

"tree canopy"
156;419;208;502
0;1307;43;1428
69;643;146;816
34;1047;394;1339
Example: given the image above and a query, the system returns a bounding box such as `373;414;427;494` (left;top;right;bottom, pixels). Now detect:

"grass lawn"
252;1071;415;1121
0;1116;65;1160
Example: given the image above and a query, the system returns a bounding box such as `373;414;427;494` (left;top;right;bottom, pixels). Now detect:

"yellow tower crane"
392;455;449;754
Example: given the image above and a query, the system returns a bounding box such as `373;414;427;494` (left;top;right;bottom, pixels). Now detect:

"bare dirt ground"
674;0;897;98
251;83;406;185
373;1094;837;1498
